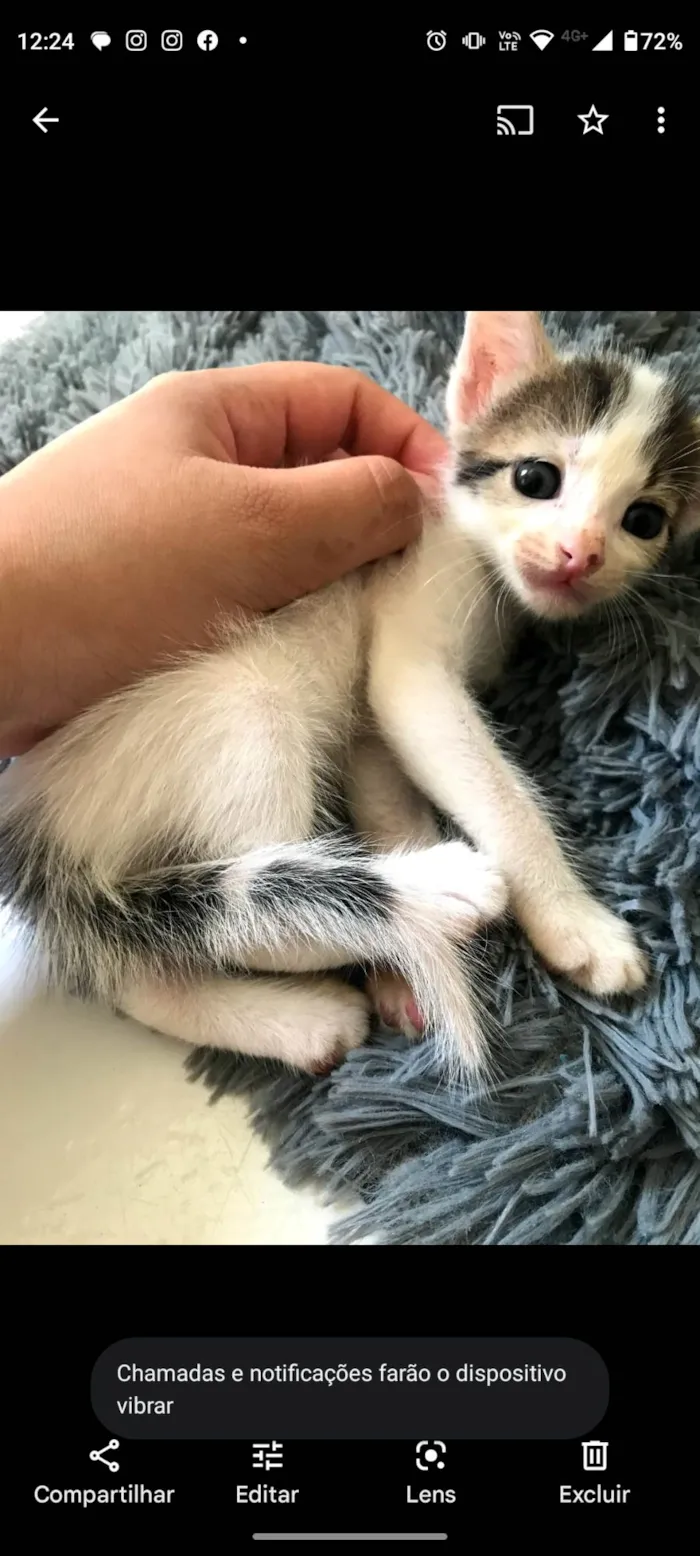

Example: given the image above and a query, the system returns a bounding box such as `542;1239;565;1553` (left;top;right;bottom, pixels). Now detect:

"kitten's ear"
446;310;555;430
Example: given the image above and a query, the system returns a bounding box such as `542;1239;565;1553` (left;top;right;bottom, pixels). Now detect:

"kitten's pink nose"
557;535;605;578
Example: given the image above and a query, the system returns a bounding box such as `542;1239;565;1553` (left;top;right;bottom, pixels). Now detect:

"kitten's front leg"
369;651;648;997
510;883;648;995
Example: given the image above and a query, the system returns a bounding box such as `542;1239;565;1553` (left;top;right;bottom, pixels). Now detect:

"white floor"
0;309;335;1245
0;310;45;341
0;920;334;1244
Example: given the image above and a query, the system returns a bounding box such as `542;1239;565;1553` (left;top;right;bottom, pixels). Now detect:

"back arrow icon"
33;107;59;132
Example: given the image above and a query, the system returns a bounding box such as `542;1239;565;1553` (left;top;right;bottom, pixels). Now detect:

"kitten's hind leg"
347;734;494;1045
348;735;440;1038
347;733;443;851
119;973;371;1075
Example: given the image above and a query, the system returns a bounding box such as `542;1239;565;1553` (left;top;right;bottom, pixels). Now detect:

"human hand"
0;362;447;754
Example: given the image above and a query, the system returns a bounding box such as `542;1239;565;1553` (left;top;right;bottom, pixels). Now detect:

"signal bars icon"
462;33;486;48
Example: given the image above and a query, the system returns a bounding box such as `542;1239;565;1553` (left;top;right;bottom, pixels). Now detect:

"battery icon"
624;31;638;50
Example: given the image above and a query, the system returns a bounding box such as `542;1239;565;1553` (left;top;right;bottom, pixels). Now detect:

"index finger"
196;361;448;474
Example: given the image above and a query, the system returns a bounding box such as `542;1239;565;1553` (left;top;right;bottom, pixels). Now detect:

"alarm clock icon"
426;31;447;51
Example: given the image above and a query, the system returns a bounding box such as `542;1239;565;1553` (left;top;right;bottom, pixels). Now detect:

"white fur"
12;579;365;874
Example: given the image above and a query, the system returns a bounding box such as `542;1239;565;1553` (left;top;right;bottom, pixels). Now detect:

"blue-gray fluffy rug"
1;309;699;1244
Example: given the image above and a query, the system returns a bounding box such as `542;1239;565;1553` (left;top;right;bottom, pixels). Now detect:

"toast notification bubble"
91;1337;608;1440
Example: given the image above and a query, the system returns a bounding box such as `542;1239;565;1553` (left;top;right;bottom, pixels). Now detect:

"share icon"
89;1438;120;1472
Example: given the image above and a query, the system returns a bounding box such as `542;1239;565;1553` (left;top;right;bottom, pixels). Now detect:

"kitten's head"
445;311;700;620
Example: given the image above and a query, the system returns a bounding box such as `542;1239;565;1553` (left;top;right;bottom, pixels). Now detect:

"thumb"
261;454;437;592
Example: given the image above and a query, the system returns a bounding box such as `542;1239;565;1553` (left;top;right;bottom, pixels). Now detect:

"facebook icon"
197;30;219;51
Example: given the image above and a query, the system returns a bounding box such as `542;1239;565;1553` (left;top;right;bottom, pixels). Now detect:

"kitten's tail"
382;904;498;1084
211;836;501;1081
1;827;501;1081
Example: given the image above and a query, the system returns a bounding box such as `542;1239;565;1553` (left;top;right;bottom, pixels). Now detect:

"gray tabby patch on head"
480;353;632;440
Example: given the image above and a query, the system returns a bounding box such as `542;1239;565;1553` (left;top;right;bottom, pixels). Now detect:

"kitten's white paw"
455;847;510;923
522;893;648;996
391;841;508;933
367;971;425;1040
300;983;372;1075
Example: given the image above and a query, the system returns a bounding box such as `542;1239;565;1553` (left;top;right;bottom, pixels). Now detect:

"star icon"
578;104;608;134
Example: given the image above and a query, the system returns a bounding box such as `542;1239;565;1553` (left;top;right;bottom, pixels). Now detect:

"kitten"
1;311;698;1080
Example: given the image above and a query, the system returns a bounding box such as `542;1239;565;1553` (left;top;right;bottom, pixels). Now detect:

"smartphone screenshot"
1;20;697;1536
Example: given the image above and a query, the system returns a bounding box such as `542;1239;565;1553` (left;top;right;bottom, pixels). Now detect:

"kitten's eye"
621;502;666;540
513;460;561;500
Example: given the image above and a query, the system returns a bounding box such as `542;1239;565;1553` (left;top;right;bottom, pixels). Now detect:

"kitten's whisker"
450;578;494;635
495;583;506;650
617;593;652;675
429;566;491;616
428;560;498;616
623;586;696;643
640;571;699;581
587;601;626;714
627;584;700;622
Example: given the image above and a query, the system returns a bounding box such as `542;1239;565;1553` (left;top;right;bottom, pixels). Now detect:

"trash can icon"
582;1440;608;1471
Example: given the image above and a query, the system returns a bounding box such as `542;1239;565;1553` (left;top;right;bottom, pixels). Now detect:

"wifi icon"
530;29;554;50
